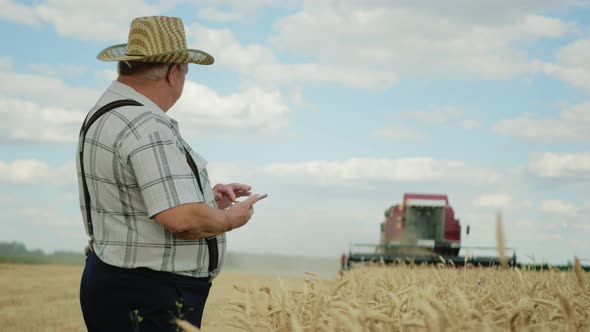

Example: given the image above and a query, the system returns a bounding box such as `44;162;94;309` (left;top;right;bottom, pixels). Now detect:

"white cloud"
1;0;289;42
174;81;291;137
540;222;565;231
228;197;388;258
528;152;590;180
0;69;290;143
520;14;569;38
207;163;245;185
0;0;40;26
95;69;117;82
188;23;398;90
460;119;482;130
186;0;284;10
254;63;398;90
388;0;580;23
555;37;590;68
537;233;563;241
542;38;590;93
270;1;572;84
494;102;590;142
379;106;480;135
0;0;579;91
188;23;277;71
0;160;74;185
540;199;579;217
197;7;243;22
7;1;573;90
373;126;426;142
400;106;480;129
407;107;466;125
35;0;160;42
543;65;590;93
0;0;162;42
29;63;88;77
472;193;513;208
0;97;85;143
257;158;502;186
0;57;13;70
193;0;296;22
0;71;98;109
515;219;534;230
571;223;590;232
19;208;81;228
289;88;314;109
0;195;12;205
569;240;590;258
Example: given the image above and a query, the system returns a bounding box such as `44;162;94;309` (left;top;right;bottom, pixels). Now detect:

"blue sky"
1;0;590;264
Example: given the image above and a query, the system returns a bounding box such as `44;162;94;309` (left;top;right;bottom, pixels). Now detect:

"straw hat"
97;16;214;65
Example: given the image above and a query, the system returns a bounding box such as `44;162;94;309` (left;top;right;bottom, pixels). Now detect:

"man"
76;16;264;331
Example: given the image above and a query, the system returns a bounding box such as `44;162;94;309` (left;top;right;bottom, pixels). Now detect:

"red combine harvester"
346;193;517;268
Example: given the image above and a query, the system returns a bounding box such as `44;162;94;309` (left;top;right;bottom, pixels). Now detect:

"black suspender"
183;147;219;274
79;99;143;238
79;99;218;274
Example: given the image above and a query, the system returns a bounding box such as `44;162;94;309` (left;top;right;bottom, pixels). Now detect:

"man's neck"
116;76;171;112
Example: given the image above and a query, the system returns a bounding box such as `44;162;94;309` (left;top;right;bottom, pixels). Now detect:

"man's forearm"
177;203;232;238
155;202;232;240
155;196;256;240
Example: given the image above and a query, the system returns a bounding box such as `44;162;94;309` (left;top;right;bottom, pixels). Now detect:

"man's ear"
166;64;176;86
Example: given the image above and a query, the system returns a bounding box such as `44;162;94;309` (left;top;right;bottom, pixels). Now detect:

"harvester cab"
346;193;516;269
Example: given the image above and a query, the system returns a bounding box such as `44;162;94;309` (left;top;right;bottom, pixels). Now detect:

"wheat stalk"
176;319;200;332
220;258;588;331
496;211;507;269
574;256;584;289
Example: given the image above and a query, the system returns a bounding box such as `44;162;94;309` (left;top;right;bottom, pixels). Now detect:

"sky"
0;0;589;265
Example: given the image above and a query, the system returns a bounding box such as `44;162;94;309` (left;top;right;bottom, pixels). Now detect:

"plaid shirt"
76;81;226;278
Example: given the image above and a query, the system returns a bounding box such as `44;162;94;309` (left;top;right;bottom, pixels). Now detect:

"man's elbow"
156;218;190;234
153;203;218;239
157;218;209;239
154;206;194;234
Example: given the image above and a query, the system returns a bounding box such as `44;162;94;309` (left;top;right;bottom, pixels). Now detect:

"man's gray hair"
118;61;188;80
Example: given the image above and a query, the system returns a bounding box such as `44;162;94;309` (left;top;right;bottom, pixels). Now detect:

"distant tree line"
0;241;340;276
0;241;84;265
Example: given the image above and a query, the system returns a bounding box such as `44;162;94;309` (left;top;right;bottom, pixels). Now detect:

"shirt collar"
107;81;179;129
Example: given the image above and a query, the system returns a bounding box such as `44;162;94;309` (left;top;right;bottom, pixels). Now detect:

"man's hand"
225;194;266;230
213;183;251;209
156;193;265;240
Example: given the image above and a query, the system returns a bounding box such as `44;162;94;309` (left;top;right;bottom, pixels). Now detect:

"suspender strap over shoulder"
79;99;218;274
79;99;143;239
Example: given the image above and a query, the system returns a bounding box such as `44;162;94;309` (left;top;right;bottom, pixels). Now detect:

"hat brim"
97;44;214;65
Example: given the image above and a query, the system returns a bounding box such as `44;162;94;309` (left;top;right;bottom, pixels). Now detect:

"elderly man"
76;16;264;331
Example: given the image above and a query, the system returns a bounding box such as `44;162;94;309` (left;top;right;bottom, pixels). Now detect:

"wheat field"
1;262;589;331
0;263;308;332
218;262;589;331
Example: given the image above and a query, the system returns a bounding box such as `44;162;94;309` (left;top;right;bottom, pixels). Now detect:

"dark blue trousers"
80;252;211;332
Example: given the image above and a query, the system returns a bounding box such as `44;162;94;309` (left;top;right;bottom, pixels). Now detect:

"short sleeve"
124;118;205;217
